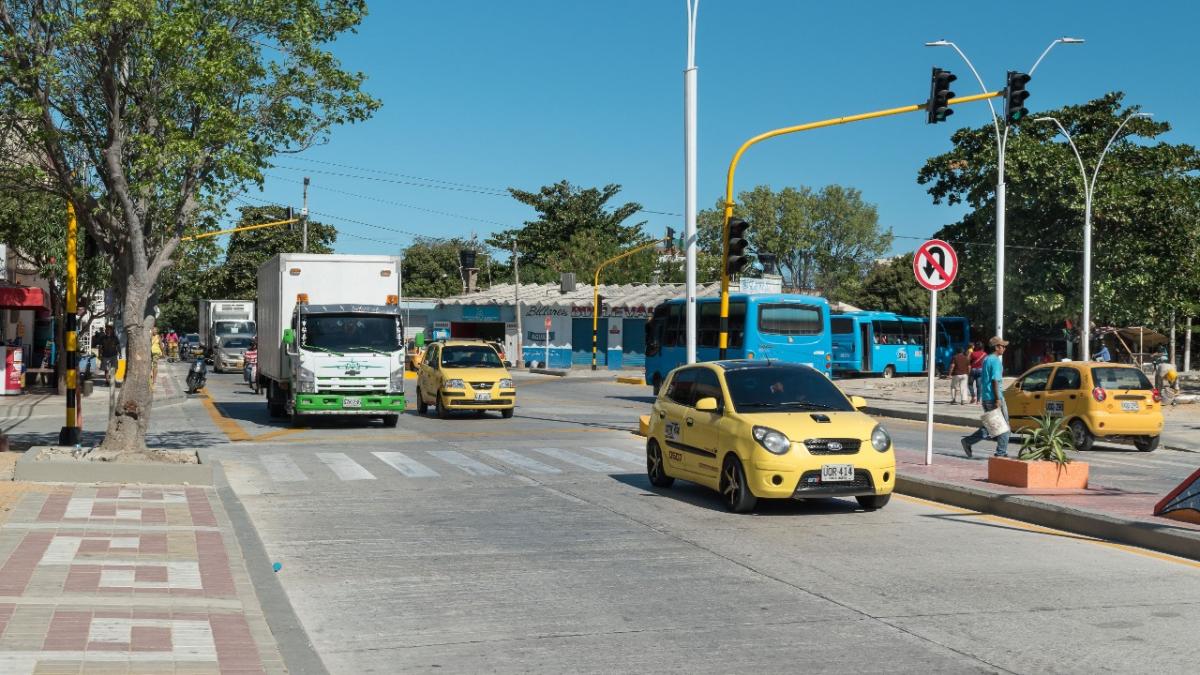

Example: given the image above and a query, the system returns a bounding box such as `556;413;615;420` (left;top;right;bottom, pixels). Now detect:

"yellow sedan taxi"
646;361;895;513
416;339;516;419
1005;361;1164;451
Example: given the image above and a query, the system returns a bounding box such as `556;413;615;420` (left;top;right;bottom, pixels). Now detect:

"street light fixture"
1034;112;1152;361
925;37;1083;339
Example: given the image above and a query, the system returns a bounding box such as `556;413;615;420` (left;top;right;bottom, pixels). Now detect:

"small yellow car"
646;360;895;513
416;339;516;419
1005;361;1164;451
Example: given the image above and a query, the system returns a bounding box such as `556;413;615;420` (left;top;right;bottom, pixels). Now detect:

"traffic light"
725;218;750;276
926;67;957;124
286;206;295;230
1005;71;1031;124
665;227;676;252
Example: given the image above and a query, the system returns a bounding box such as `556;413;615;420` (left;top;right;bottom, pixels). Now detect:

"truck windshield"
214;321;255;335
302;314;400;353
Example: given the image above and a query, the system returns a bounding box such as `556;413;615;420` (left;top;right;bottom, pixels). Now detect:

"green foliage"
210;206;336;300
918;93;1200;340
851;254;957;315
402;238;494;298
1018;415;1075;466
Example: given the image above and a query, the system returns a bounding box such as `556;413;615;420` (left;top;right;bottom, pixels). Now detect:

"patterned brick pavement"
0;485;285;674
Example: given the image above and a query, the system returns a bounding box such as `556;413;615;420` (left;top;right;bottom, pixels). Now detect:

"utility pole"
683;0;700;364
301;176;310;253
1186;317;1193;373
513;241;523;368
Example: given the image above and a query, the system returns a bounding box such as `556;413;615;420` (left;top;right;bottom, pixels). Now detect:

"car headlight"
444;379;465;389
499;378;514;389
752;426;791;455
871;424;891;452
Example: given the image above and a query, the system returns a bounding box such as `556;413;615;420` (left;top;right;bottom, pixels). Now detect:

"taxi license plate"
342;398;362;409
475;392;492;401
821;464;854;482
1121;401;1139;412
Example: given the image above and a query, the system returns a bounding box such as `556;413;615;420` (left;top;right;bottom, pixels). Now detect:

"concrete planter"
988;456;1089;489
14;446;212;485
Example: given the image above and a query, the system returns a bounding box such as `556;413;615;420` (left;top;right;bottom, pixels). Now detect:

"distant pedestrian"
949;347;969;405
98;326;121;380
968;340;985;404
961;336;1010;458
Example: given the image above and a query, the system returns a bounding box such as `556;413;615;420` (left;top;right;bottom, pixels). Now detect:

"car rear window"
1091;367;1152;390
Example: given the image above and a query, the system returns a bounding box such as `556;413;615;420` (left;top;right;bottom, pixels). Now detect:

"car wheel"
720;455;757;513
1134;435;1159;452
856;494;891;511
501;408;514;419
882;365;896;379
416;388;428;415
381;414;399;428
1069;419;1094;452
436;393;450;420
651;373;663;396
646;439;674;488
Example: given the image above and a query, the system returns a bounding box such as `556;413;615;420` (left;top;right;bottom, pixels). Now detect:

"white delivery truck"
198;299;256;359
257;254;405;426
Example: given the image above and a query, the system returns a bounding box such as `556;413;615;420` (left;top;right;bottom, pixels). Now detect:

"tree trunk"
93;279;156;458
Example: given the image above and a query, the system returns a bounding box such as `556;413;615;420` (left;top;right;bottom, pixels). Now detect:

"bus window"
729;301;747;348
903;319;927;346
646;305;667;356
758;304;821;336
698;302;720;347
831;317;854;335
875;319;903;344
665;303;683;347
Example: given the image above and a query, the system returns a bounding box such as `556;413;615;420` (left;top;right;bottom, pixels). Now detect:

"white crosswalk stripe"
429;450;504;476
260;454;307;482
584;446;643;466
481;449;561;474
372;451;440;478
531;447;622;473
316;452;376;480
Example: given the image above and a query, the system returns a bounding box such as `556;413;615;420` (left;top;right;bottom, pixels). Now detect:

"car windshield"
220;338;251;349
725;366;853;412
1091;367;1153;390
302;314;400;353
441;346;503;368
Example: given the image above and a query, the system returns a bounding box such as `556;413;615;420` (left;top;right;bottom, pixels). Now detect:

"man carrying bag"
961;336;1010;458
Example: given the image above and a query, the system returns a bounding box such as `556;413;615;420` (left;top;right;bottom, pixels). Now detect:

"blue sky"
237;0;1198;262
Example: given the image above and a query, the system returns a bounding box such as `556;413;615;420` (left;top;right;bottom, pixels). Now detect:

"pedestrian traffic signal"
725;218;750;276
665;227;676;250
926;67;957;124
1005;71;1031;124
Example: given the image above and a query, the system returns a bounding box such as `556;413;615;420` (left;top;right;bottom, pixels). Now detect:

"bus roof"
663;293;828;305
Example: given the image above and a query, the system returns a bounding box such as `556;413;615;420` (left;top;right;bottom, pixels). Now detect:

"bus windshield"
301;314;400;353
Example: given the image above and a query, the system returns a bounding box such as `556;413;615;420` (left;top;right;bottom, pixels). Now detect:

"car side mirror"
849;395;867;410
695;397;719;412
282;329;295;345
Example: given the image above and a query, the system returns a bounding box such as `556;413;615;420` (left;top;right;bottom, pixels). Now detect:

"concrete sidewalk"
1;366;188;432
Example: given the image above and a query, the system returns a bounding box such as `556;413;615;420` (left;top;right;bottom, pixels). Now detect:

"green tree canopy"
402;238;495;298
211;206;337;300
850;253;960;317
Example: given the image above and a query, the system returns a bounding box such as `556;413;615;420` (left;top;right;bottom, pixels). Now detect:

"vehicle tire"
1069;419;1094;452
291;413;307;428
501;408;514;419
651;373;663;396
416;388;428;415
720;455;757;513
381;414;399;428
882;365;896;379
436;393;450;420
474;410;486;418
857;494;891;511
646;439;674;488
1134;435;1159;452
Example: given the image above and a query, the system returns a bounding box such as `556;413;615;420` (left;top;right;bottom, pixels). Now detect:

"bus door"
859;321;872;372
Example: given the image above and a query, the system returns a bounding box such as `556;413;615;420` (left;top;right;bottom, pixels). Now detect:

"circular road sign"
913;239;958;292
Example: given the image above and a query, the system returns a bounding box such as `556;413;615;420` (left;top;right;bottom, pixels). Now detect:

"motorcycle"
186;358;207;394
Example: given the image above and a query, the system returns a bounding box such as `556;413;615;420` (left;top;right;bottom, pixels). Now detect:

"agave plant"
1018;415;1075;466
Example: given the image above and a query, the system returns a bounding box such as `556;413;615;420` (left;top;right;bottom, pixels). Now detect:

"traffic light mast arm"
716;89;1003;358
591;237;669;370
181;217;300;242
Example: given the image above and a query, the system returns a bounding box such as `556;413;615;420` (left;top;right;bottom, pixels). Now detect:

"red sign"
544;317;552;330
913;239;958;292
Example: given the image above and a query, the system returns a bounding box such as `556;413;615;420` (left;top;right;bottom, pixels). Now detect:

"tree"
851;254;959;317
917;92;1200;342
401;238;494;298
0;1;378;457
210;206;337;300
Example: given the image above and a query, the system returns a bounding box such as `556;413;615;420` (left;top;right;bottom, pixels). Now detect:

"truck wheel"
381;414;399;428
291;414;307;428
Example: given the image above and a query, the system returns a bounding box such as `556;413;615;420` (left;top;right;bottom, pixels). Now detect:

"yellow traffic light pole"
592;238;668;370
181;217;300;242
716;90;1003;359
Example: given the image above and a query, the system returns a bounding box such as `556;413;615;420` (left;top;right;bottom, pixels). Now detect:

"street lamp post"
1034;112;1152;361
925;37;1083;339
683;0;700;364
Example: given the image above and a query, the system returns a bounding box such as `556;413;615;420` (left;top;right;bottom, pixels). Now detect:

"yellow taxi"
646;360;895;513
1005;361;1164;452
416;339;516;419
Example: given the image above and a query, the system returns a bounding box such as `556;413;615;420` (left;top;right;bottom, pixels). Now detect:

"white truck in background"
198;299;256;359
256;254;406;426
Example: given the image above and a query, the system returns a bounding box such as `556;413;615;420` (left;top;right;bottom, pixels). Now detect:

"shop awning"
0;285;49;310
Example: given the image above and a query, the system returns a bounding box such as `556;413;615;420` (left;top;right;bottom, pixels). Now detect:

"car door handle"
685;417;694;426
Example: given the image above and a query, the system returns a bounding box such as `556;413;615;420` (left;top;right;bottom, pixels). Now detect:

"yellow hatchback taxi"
416;339;516;419
1005;361;1164;452
646;361;895;513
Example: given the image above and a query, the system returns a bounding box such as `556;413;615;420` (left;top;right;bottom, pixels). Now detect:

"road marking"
200;394;251;442
428;450;504;476
260;454;308;482
372;451;439;478
583;446;643;466
482;449;561;474
316;453;375;480
530;447;622;472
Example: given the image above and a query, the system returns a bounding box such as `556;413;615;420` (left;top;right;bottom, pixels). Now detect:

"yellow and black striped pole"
58;199;80;446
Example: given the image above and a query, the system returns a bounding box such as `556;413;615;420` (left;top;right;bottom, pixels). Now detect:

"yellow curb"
404;371;418;380
637;414;650;437
616;376;645;385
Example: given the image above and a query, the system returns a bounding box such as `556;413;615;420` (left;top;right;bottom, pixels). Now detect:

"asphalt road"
179;367;1200;674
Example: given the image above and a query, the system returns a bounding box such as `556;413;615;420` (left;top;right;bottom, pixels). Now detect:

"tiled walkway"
0;485;284;674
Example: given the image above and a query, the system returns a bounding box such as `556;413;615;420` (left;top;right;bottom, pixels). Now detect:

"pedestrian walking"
949;347;970;405
967;340;985;404
961;336;1011;458
98;326;120;381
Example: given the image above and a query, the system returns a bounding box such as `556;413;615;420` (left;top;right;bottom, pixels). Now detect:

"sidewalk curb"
529;368;569;377
895;472;1200;563
210;459;330;675
616;376;645;385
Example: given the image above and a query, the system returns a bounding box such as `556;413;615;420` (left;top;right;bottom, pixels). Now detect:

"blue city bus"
937;316;971;370
831;311;972;377
644;293;833;394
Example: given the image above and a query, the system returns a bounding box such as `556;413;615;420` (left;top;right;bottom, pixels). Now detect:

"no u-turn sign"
913;239;958;291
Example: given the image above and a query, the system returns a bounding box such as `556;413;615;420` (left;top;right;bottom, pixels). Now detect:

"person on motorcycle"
244;338;259;389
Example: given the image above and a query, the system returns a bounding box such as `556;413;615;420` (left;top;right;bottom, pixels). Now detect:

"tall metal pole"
301;176;310;253
513;241;523;367
925;290;938;465
683;0;700;364
59;199;80;446
1185;317;1192;373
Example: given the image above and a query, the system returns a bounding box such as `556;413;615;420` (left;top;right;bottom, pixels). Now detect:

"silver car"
215;336;253;373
